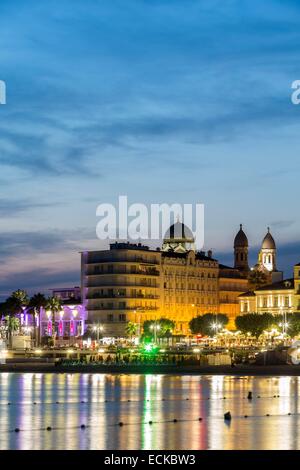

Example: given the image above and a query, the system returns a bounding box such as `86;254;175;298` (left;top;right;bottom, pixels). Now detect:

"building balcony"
87;306;159;311
86;282;159;289
86;269;160;276
85;258;160;265
87;294;159;300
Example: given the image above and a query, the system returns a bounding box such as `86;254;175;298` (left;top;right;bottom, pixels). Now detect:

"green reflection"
141;375;155;450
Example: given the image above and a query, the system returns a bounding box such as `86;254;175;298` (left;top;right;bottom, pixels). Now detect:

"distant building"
51;286;81;303
81;222;249;336
39;286;86;342
161;248;219;335
218;264;249;329
239;264;300;315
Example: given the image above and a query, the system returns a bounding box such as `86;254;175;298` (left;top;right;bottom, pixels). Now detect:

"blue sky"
0;0;300;297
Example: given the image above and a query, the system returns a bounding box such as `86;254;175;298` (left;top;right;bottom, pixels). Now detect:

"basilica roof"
255;278;294;291
163;221;194;241
162;250;217;262
234;224;248;248
261;228;276;250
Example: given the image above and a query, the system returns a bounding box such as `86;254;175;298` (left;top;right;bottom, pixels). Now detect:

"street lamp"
279;308;288;337
93;324;104;343
150;323;160;344
210;323;222;340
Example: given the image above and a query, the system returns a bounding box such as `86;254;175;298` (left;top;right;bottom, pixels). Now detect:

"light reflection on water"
1;373;300;449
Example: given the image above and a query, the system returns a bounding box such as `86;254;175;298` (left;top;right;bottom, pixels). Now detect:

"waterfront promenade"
0;362;300;375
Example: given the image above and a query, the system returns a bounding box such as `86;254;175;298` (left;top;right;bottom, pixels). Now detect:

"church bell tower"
234;224;249;272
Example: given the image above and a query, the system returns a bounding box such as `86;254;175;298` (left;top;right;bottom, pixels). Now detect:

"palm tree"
125;322;138;339
5;316;20;348
10;289;29;306
28;293;47;346
9;290;29;331
2;290;29;335
46;296;62;348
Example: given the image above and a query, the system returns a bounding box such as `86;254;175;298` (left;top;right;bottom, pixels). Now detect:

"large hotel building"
81;222;251;336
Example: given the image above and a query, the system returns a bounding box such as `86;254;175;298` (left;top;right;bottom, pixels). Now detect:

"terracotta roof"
255;278;294;292
239;291;256;298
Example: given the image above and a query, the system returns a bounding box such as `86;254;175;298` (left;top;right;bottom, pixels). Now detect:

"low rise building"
39;287;86;342
239;265;300;316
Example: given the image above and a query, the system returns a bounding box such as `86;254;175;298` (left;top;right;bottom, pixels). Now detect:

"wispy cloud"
0;0;299;289
0;198;61;217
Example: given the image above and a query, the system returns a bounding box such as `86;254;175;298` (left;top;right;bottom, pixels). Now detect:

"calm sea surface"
0;372;300;450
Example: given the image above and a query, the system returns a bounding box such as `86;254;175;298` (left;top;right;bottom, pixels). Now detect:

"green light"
144;344;153;352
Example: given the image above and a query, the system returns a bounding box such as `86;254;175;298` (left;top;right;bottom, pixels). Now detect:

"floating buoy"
46;426;52;431
127;399;131;402
244;415;248;418
118;422;124;427
257;395;261;398
81;400;85;404
224;412;231;421
198;417;202;421
149;421;153;425
266;414;270;417
56;401;59;404
33;402;37;405
186;398;189;401
173;419;177;423
247;392;253;400
7;402;11;405
273;395;276;398
80;424;86;429
223;397;226;400
14;428;20;433
288;413;291;416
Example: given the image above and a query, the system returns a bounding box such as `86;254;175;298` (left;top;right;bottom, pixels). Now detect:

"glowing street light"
279;321;289;335
92;324;104;342
211;323;222;334
150;323;160;343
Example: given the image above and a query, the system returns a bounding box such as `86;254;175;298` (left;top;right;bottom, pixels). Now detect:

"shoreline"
0;363;300;376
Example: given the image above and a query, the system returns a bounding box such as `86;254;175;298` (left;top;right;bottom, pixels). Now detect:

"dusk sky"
0;0;299;298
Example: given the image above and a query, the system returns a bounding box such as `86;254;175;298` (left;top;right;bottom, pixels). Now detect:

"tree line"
189;312;300;338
